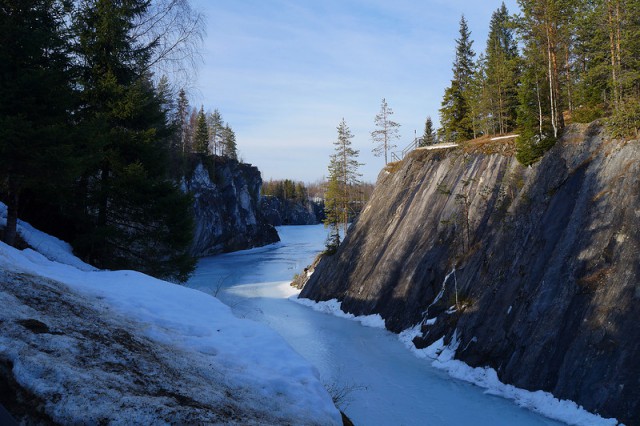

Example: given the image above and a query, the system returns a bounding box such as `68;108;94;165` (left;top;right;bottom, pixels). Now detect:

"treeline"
438;1;640;165
262;178;374;206
177;95;238;160
0;0;209;282
262;179;309;204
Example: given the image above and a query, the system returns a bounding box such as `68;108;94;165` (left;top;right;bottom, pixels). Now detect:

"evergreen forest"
0;0;239;282
438;1;640;165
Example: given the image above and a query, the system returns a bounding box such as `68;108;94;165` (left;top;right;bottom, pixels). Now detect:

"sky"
188;0;521;183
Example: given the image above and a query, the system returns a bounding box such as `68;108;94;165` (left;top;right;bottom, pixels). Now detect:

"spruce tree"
223;124;238;160
208;109;224;156
439;15;476;142
420;116;437;146
515;40;555;165
323;173;342;254
325;119;362;236
73;0;195;281
194;106;209;154
177;88;191;153
0;0;76;246
485;3;520;135
371;98;401;164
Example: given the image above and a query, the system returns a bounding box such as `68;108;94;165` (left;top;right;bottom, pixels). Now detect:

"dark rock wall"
300;123;640;424
261;196;324;226
182;159;279;257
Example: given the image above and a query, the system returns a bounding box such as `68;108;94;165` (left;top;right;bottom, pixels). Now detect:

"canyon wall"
300;123;640;424
182;158;279;257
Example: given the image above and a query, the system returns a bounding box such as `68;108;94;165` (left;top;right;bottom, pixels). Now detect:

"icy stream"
188;225;564;426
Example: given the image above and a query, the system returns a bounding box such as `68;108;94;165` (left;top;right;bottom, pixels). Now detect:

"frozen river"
188;225;564;426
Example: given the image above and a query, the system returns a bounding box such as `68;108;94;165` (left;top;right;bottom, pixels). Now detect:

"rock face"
261;196;324;226
300;123;640;424
182;158;279;256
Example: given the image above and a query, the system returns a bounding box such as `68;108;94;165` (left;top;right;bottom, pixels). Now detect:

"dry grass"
384;161;403;173
462;134;518;156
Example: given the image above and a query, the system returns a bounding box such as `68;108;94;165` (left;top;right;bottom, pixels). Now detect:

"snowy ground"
0;203;341;425
190;225;621;426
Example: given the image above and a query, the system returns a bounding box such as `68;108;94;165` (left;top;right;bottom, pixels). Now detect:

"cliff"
261;196;324;226
299;123;640;424
182;157;279;257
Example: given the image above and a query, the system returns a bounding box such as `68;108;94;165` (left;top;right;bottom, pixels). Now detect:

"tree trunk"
3;177;20;247
565;45;573;113
607;0;620;107
536;80;543;137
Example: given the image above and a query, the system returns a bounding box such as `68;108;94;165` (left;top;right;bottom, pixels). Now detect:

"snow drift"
0;203;341;425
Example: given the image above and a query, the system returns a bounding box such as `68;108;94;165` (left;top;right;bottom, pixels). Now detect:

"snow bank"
398;327;620;426
294;293;621;426
291;296;386;329
0;202;95;271
0;203;341;425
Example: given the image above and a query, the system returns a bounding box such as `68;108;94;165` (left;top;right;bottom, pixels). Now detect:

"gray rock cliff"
260;196;324;226
182;158;279;256
299;123;640;424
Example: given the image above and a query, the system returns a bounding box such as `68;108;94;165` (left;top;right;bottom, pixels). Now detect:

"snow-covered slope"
0;203;341;425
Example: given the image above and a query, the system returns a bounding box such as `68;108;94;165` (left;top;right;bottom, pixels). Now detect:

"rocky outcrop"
299;123;640;424
182;158;279;256
261;196;324;226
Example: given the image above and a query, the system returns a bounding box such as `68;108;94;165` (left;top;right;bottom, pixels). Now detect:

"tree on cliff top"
440;15;476;142
420;116;437;147
485;3;520;135
194;106;209;154
371;98;401;165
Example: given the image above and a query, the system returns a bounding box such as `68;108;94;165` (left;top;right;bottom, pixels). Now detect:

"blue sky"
189;0;520;183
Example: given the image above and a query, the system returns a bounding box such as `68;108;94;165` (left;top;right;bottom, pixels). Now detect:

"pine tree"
194;106;209;154
602;0;640;137
517;0;575;139
371;98;401;164
0;0;76;246
439;15;476;142
420;116;437;146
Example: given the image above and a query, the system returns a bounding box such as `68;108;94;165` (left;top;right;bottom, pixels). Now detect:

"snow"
0;203;95;272
410;325;620;426
302;297;619;426
490;134;519;141
303;297;620;425
188;226;577;425
292;297;386;329
0;203;341;425
202;227;618;426
416;143;459;150
6;212;614;425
